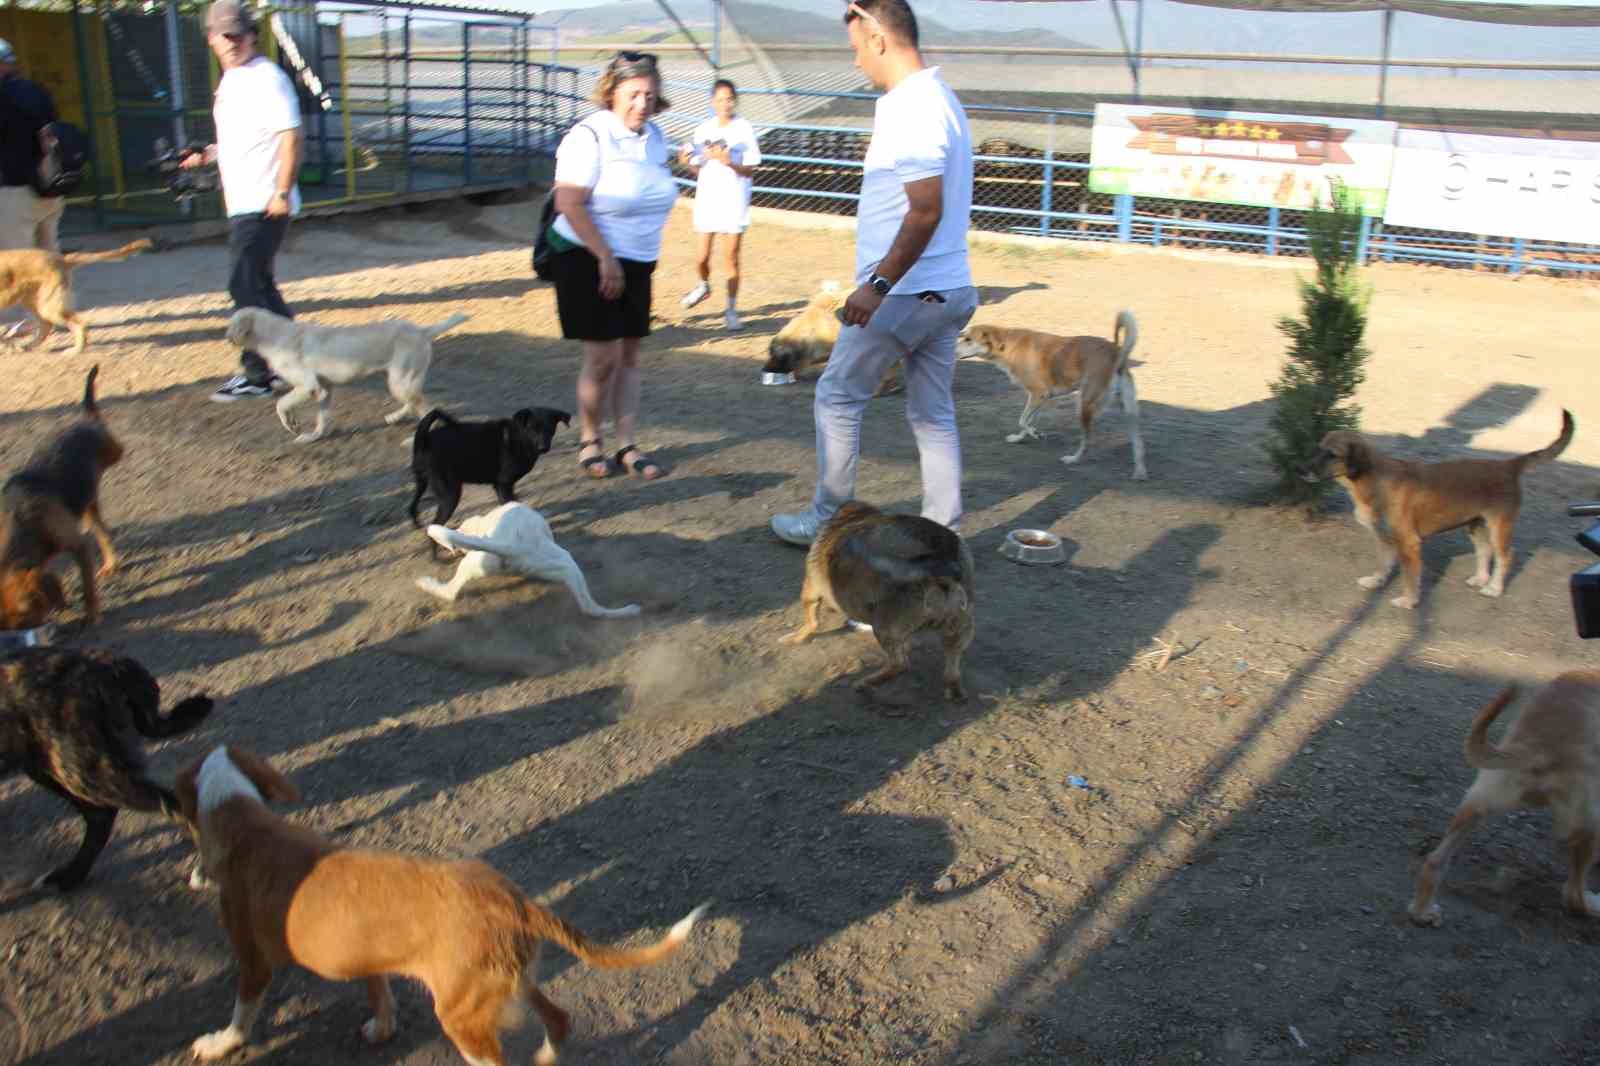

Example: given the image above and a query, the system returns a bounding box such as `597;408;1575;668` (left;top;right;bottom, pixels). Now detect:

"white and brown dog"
415;502;640;619
175;745;706;1065
225;308;470;443
956;311;1147;480
1411;671;1600;927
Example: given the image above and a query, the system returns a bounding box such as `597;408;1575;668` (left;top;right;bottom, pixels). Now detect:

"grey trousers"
810;285;979;529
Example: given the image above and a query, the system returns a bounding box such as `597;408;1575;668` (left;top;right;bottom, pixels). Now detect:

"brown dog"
956;311;1147;480
176;745;707;1065
0;238;152;353
1304;409;1573;609
762;280;901;397
781;500;975;701
1411;671;1600;926
0;366;123;629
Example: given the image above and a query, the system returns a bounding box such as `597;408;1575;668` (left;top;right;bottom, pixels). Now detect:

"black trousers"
228;213;293;384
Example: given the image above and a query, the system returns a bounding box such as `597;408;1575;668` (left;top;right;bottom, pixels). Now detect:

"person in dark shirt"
0;38;62;253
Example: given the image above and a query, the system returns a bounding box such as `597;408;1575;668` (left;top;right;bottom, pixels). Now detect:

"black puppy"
2;647;212;891
408;406;571;556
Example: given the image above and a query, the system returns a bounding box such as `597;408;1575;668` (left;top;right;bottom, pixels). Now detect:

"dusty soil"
3;194;1599;1066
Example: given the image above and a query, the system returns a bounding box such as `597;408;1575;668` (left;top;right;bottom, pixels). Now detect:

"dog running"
956;310;1148;480
176;745;705;1065
225;308;470;443
2;647;212;892
0;366;123;629
0;238;152;353
1303;409;1573;609
781;501;975;701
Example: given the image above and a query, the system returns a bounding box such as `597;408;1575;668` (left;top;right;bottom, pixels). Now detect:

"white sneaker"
680;282;710;309
724;308;742;331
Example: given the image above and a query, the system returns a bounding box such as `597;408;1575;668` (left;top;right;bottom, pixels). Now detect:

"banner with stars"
1089;103;1398;216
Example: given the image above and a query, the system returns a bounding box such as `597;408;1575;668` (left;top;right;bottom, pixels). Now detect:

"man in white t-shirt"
184;0;304;402
772;0;978;546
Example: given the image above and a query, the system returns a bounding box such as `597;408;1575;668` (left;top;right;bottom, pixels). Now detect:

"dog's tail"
523;899;708;970
1515;409;1574;472
412;408;455;455
1112;310;1138;375
422;312;471;340
81;364;100;415
132;694;215;740
62;238;154;271
1463;684;1536;771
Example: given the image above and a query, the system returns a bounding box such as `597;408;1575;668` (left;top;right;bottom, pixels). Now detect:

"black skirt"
549;246;656;342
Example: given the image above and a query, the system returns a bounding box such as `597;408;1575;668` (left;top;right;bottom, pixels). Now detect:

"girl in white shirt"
677;79;761;330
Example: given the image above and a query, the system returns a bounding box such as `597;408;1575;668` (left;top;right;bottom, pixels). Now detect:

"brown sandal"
614;444;663;480
578;439;612;479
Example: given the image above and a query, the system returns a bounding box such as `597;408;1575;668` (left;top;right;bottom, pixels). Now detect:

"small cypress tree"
1268;180;1372;506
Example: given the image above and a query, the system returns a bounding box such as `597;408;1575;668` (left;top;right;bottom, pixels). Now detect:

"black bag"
531;189;560;280
33;121;91;198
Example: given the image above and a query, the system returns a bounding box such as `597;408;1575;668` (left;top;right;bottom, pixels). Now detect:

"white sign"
1384;129;1600;244
1088;103;1397;216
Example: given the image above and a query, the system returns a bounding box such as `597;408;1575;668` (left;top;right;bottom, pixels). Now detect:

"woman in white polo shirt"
677;79;762;330
546;52;679;480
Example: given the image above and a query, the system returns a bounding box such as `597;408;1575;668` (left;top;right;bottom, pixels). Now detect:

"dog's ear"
225;746;301;806
511;408;536;429
1340;438;1370;480
552;409;572;428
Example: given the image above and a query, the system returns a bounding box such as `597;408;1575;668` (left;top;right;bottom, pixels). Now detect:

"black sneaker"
209;374;275;402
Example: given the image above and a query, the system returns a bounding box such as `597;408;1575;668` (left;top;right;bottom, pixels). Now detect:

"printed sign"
1089;103;1398;216
1383;129;1600;244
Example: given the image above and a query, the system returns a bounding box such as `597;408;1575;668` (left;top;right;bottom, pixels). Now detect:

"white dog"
415;502;641;619
225;308;470;443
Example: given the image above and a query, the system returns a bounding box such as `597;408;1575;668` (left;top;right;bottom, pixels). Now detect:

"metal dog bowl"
0;624;53;652
761;371;797;386
1000;529;1066;566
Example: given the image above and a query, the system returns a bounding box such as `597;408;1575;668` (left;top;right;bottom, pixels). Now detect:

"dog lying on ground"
762;280;901;397
0;238;152;354
225;308;470;443
781;500;974;701
955;311;1148;481
1303;409;1573;609
409;406;571;555
1410;670;1600;926
0;366;122;629
416;502;640;619
2;647;212;892
175;744;705;1064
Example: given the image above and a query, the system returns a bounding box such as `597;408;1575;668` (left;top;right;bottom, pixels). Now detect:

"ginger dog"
0;238;152;353
1411;671;1600;926
0;366;123;628
762;280;901;396
176;745;706;1065
956;311;1147;480
1303;409;1573;609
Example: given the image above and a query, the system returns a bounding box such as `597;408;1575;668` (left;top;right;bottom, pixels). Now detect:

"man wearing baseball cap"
0;38;64;254
183;0;303;402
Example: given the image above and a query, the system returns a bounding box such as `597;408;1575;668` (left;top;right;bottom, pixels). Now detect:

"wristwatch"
867;272;892;297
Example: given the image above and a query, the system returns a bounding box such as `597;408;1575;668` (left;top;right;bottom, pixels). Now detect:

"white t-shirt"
855;66;973;293
214;56;302;218
552;110;679;263
690;116;762;233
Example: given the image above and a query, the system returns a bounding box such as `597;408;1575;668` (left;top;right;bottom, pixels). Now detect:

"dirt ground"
3;194;1599;1066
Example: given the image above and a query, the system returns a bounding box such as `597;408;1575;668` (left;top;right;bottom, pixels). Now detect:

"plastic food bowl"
1000;529;1066;566
0;624;52;652
761;371;797;386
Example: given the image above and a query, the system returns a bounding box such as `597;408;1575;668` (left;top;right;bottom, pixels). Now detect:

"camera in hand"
148;137;218;202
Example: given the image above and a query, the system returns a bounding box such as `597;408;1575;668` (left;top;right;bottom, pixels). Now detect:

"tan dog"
1411;671;1600;926
0;366;122;628
176;745;707;1065
762;280;900;397
956;311;1147;480
781;501;974;701
1303;410;1573;609
0;239;152;353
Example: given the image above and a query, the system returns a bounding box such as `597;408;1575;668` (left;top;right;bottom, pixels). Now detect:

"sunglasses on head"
613;50;658;67
845;2;884;30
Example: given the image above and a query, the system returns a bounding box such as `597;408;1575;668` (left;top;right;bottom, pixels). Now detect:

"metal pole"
1039;113;1053;238
402;13;412;192
339;16;355;200
1134;0;1145;101
1106;0;1139;97
711;0;721;70
70;0;105;229
462;21;473;185
1377;5;1393;118
163;1;191;217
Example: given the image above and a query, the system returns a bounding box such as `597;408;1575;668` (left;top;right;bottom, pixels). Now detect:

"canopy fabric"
976;0;1600;26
